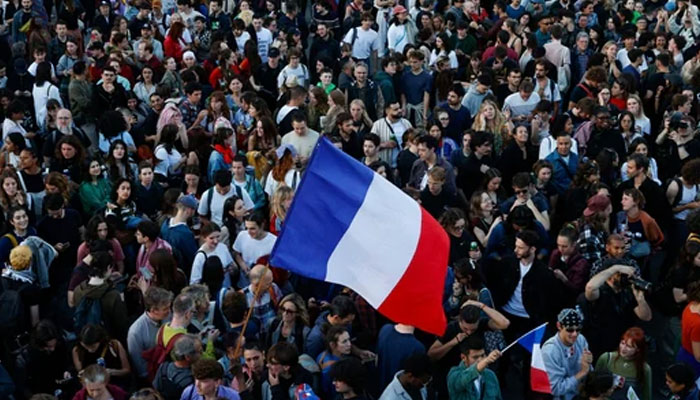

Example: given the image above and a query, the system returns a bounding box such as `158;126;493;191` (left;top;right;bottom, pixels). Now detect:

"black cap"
268;47;280;58
141;21;152;30
99;0;110;6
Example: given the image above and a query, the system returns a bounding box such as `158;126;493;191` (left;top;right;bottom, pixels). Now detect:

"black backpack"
0;278;26;336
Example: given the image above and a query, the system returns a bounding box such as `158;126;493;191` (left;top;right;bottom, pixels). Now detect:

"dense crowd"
0;0;699;398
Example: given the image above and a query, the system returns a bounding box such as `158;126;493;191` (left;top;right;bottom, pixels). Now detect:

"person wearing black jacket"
309;23;340;77
485;229;555;340
91;66;128;116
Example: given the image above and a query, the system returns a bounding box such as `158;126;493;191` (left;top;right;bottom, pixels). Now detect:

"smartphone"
139;266;153;280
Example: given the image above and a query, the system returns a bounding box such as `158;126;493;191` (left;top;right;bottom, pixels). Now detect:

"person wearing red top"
679;281;700;377
72;364;129;400
164;21;186;62
208;49;242;90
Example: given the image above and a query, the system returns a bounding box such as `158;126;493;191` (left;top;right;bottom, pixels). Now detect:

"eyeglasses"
453;224;466;230
439;117;449;121
281;307;297;314
565;326;583;333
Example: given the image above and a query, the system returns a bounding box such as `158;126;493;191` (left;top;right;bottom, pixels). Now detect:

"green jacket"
374;71;397;106
79;178;112;215
447;362;502;400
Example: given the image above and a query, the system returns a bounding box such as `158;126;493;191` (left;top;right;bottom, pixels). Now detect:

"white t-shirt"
256;28;273;62
154;145;182;177
533;78;562;103
198;185;254;225
264;169;300;197
503;261;532;318
342;27;380;59
277;64;310;89
233;231;277;267
616;48;648;73
234;31;251;55
32;82;63;129
190;242;234;284
387;23;414;54
503;92;541;119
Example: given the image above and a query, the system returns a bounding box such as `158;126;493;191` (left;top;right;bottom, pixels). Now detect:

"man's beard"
59;125;72;135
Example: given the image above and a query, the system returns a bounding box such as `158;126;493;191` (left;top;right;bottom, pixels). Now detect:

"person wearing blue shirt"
545;132;579;196
180;359;241;400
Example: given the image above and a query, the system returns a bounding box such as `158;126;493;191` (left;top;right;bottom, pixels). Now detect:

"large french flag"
517;323;552;393
270;138;449;335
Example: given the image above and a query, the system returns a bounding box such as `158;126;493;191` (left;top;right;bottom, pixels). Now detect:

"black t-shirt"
584;284;638;356
256;62;283;97
569;82;596;105
438;320;488;368
396;150;419;188
420;187;457;220
495;84;517;107
20;170;45;193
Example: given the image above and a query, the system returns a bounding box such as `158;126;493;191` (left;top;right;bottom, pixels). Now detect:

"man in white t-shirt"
342;12;380;72
277;48;310;89
253;15;273;62
233;212;277;275
198;169;254;226
281;114;320;165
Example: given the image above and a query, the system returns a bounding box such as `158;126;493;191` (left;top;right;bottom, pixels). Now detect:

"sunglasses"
565;326;583;333
281;307;297;314
514;189;528;195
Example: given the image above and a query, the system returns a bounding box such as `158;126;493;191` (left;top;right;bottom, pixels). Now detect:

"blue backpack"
73;296;103;333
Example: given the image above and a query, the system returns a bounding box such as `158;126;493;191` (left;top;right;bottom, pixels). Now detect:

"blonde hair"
349;99;373;128
9;245;32;271
270;186;294;224
181;284;210;310
627;94;647;120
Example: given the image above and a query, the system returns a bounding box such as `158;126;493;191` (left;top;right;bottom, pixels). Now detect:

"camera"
619;274;652;291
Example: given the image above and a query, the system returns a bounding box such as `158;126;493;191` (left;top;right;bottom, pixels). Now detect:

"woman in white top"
264;145;301;197
154;124;187;183
132;66;157;104
626;94;651;136
429;33;459;69
190;222;235;288
32;62;63;130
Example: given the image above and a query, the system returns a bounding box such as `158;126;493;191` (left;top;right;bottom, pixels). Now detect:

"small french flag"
517;323;552;393
270;138;449;336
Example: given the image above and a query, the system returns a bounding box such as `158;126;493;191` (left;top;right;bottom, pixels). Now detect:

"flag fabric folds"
517;323;552;393
270;137;449;335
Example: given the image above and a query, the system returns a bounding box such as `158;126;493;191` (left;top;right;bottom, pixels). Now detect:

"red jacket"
164;36;184;62
72;384;128;400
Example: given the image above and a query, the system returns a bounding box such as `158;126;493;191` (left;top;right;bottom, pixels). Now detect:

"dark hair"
329;295;357;319
579;371;614;399
470;131;494;152
35;62;53;86
160;123;179;153
110;177;133;202
628;153;649;171
201;256;224;298
401;353;433;378
363;133;380;147
192;359;224;380
213;169;232;187
666;363;696;391
136;220;160;241
516;229;539;248
459;305;481;324
150;249;179;292
44;193;65;211
222;290;248;323
459;335;485;354
330;358;367;395
185;81;202;95
267;342;298;367
417;135;438;151
85;215;115;242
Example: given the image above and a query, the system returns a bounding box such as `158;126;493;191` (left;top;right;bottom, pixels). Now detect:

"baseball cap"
99;0;110;6
393;4;407;14
268;47;281;58
275;144;298;159
141;21;152;30
583;194;611;217
177;194;199;209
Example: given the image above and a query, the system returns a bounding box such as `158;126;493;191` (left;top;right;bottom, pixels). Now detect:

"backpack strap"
577;82;594;99
234;184;243;199
2;233;18;249
205;187;214;219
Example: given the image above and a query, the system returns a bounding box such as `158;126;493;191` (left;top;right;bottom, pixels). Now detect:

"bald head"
249;265;273;292
57;108;73;130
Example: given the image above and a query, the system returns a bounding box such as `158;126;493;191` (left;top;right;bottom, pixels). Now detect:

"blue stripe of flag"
270;138;375;280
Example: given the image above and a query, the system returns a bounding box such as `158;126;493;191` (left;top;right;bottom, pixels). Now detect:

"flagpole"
500;322;548;354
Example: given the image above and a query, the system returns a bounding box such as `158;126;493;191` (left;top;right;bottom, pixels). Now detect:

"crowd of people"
0;0;699;397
